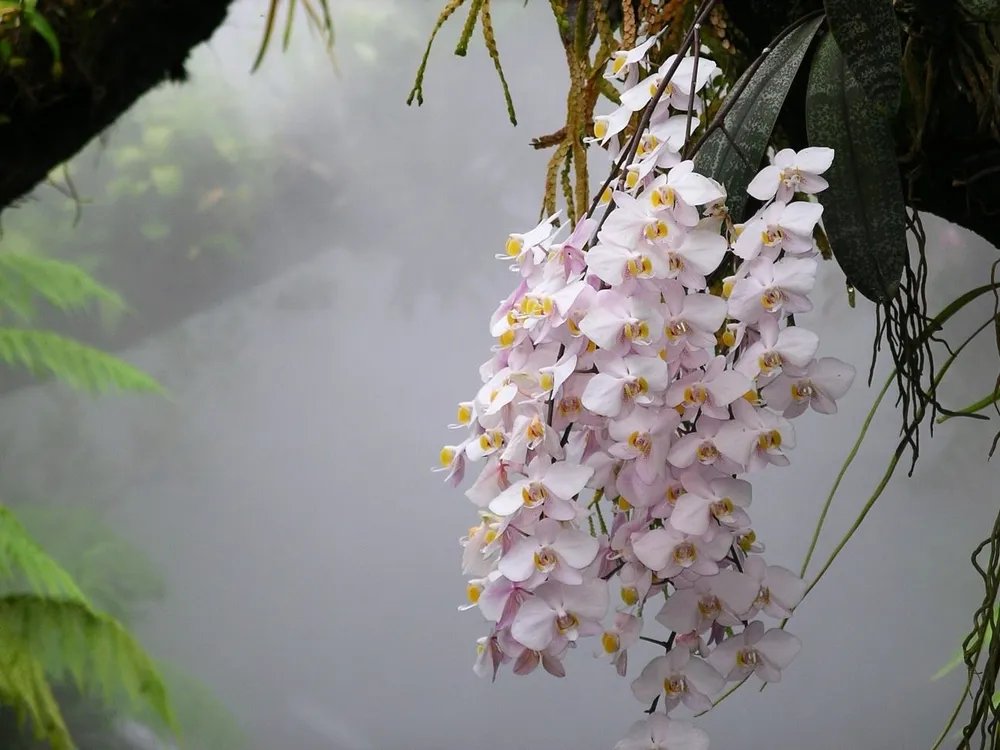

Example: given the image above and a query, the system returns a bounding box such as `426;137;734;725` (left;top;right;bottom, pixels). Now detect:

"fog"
1;1;998;748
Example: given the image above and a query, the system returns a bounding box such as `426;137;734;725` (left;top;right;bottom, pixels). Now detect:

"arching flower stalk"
438;18;855;750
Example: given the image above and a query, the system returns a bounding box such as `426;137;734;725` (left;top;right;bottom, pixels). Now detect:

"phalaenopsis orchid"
437;24;855;750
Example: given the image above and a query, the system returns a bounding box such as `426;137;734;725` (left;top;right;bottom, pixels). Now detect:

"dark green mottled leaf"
805;32;906;303
825;0;901;113
694;16;824;225
957;0;1000;21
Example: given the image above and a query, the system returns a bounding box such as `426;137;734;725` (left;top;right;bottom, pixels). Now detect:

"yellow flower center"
622;377;649;401
695;441;719;463
759;350;783;373
643;219;670;241
697;595;722;619
627;431;653;457
478;430;505;452
665;320;689;341
626;255;654;278
650;185;677;209
756;429;782;451
736;648;760;669
761;287;785;311
663;675;687;697
594;120;609;140
721;329;737;348
623;320;651;342
439;446;456;467
466;583;482;604
558;395;582;417
555;613;579;634
711;498;735;518
672;541;697;565
617;496;632;511
738;530;757;552
668;254;685;273
721;279;735;298
684;384;708;406
601;631;621;654
505;236;523;257
539;372;554;392
621;586;640;607
780;167;803;188
525;415;546;443
498;329;517;348
611;55;627;75
791;380;814;401
534;548;558;572
666;483;686;504
761;226;785;247
457;404;473;424
521;482;549;508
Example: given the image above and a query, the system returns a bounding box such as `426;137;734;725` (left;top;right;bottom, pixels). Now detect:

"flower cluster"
438;32;856;750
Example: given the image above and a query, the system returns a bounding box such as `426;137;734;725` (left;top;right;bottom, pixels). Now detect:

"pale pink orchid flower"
761;356;856;417
631;524;732;579
500;410;565;465
726;399;796;471
733;199;823;261
607;405;681;483
509;637;571;678
498;518;600;586
747;146;834;203
647;162;727;228
478;571;537;628
617;560;654;609
545;217;596;280
551;373;604;432
582;353;670;419
586;239;670;290
620;54;717;114
615;715;710;750
706;620;802;683
605;31;663;84
498;211;561;267
655;568;759;634
591;104;634;146
661;283;729;358
727;255;818;324
473;629;510;682
741;555;808;620
671;472;752;537
666;417;752;474
459;515;501;577
597;612;644;676
665;355;753;420
511;579;609;651
488;457;593;520
735;315;819;380
615;462;671;509
579;289;666;356
631;648;725;713
599;189;683;251
632;115;691;179
659;229;728;290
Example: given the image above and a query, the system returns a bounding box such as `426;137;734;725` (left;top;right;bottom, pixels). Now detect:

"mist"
0;1;997;748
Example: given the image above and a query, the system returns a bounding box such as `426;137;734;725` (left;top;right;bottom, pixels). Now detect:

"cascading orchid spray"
438;18;857;750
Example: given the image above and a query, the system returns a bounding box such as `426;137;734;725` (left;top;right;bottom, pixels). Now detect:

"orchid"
438;23;854;750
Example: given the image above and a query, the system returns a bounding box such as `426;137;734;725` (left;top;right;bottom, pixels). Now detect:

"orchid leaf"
824;0;901;113
805;31;906;303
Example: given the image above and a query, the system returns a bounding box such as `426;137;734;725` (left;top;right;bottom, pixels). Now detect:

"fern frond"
0;594;175;736
0;639;72;750
0;328;162;394
0;253;125;323
0;504;86;600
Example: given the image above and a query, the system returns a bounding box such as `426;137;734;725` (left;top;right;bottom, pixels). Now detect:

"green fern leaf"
0;253;125;323
0;593;175;736
0;504;86;600
0;329;162;394
0;638;72;750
